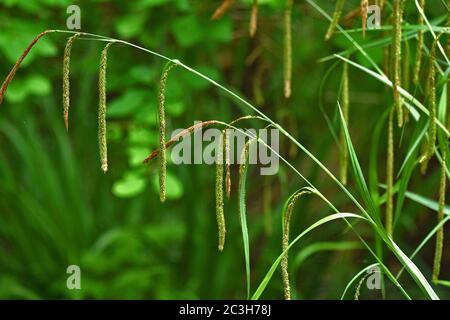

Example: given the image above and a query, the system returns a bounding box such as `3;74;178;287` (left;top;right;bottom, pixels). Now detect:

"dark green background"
0;0;448;299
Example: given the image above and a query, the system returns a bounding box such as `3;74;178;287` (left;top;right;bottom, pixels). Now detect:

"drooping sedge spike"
158;61;178;202
98;41;115;173
63;33;81;131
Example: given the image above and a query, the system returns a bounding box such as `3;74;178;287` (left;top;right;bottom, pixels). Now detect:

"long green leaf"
251;213;366;300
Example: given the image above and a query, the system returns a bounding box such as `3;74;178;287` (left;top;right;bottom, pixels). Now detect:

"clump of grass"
325;0;345;41
386;109;394;237
158;62;178;202
284;0;293;98
212;0;234;20
281;189;312;300
339;61;350;185
62;33;81;131
249;0;258;37
392;0;405;127
216;134;226;251
0;30;55;105
419;39;437;174
98;42;114;173
361;0;369;38
432;151;446;282
413;0;426;85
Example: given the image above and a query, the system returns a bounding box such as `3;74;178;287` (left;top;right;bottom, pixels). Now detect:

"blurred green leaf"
116;13;147;38
26;74;52;96
127;125;157;146
171;15;203;47
107;90;149;118
127;146;151;167
113;173;147;198
151;171;183;199
129;65;158;84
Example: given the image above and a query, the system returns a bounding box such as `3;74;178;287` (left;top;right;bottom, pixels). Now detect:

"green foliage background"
0;0;448;299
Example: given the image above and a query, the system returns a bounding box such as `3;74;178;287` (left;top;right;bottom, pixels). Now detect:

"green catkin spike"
281;189;312;300
354;273;370;300
419;41;437;174
63;33;80;131
216;134;226;251
340;62;349;185
158;62;177;202
386;109;394;238
284;0;293;98
403;40;411;122
392;0;404;127
413;0;426;86
432;151;446;283
282;202;294;300
238;138;255;299
224;129;231;199
361;0;369;38
98;42;114;173
402;40;410;93
325;0;345;41
249;0;258;37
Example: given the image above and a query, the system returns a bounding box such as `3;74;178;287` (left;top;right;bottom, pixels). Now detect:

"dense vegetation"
0;0;449;300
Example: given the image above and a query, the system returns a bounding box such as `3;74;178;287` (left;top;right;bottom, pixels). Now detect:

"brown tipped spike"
249;0;258;37
0;30;55;105
212;0;234;20
143;121;219;164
